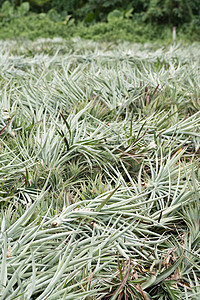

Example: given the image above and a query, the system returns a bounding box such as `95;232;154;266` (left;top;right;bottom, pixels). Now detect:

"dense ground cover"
0;38;200;299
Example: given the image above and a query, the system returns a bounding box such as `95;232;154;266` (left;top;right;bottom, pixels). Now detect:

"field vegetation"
0;38;200;299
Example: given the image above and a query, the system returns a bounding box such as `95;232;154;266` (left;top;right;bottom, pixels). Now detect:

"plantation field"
0;38;200;299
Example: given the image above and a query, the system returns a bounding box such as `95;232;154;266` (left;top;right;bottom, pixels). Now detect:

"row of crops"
0;38;200;299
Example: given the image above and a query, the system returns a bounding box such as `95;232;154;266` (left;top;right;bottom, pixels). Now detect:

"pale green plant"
0;38;200;299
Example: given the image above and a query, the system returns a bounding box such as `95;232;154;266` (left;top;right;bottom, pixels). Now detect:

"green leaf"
96;184;121;212
152;252;184;286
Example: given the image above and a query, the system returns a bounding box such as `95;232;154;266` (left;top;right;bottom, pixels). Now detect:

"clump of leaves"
0;39;200;299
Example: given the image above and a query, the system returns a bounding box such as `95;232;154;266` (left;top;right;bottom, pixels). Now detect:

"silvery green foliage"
0;38;200;299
